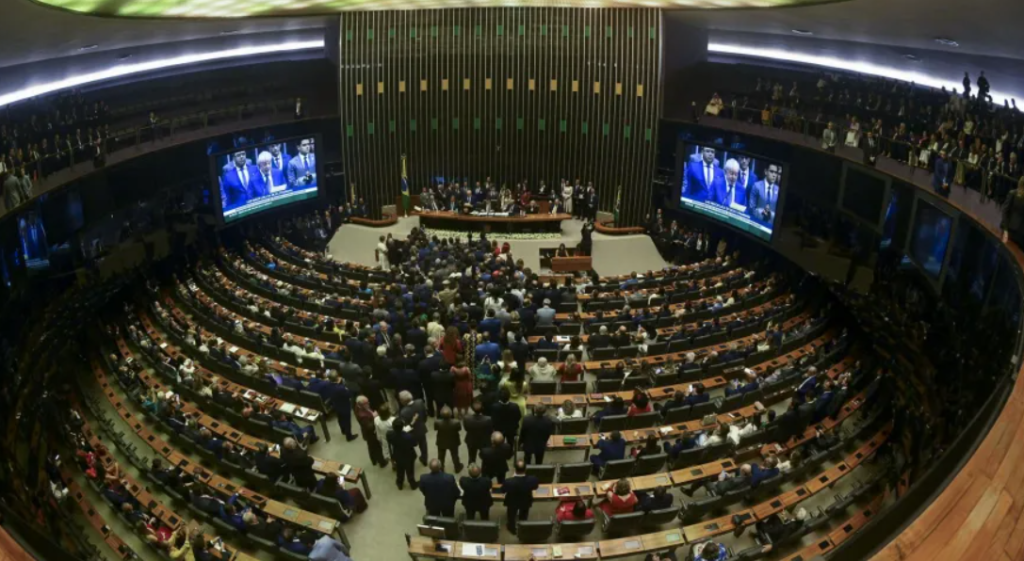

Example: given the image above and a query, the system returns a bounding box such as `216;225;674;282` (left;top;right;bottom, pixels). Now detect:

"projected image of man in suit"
287;138;317;189
268;143;289;172
682;146;722;203
714;158;746;211
220;150;258;210
250;151;288;198
747;163;782;226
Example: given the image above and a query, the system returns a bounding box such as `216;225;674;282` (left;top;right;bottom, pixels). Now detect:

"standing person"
491;387;523;451
561;180;574;215
323;374;359;442
586;185;599;221
480;432;513;484
451;358;474;418
354;396;387;468
419;459;460;517
434;406;464;473
398;390;429;466
520;405;555;465
388;418;418;490
377;236;389;271
500;460;539;534
374;404;396;465
459;464;494;520
439;326;463;366
822;122;837;152
463;400;494;465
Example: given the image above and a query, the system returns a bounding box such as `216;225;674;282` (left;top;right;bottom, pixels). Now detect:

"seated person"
272;413;319;445
663;431;699;460
313;476;357;522
590;431;626;474
691;541;727;561
598;478;638;516
555;499;594;522
278;528;316;555
636;486;674;512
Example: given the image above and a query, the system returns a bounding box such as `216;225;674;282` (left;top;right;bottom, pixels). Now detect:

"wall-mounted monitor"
907;199;955;281
210;134;323;225
677;142;784;242
840;164;889;228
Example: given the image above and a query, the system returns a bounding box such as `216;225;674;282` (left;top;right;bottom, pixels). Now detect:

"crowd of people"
709;69;1024;202
417;178;600;220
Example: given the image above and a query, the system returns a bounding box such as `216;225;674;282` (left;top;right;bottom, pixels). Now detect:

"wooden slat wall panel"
337;8;662;225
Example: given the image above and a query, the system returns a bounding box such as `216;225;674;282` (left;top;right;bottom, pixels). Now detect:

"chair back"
557;518;595;539
599;458;636;480
516;520;555;543
462;520;500;543
525;464;557;484
633;453;667;475
596;414;628;432
556;463;593;483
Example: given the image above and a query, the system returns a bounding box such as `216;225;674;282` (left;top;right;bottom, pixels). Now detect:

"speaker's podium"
540;247;592;272
406;525;501;559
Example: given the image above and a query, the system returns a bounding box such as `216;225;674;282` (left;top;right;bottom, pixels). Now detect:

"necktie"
275;157;281;169
303;156;309;173
240;168;248;187
769;185;776;206
264;174;271;190
705;163;711;187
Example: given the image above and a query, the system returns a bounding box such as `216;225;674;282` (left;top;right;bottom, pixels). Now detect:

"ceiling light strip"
0;39;324;108
708;42;1017;104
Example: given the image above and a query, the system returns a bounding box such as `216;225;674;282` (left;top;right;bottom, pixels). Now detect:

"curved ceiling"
30;0;834;17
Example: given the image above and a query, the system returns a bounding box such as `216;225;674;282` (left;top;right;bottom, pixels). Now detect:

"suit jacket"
520;414;554;453
287;153;317;188
221;164;258;209
933;158;953;190
747;180;780;224
491;401;522;438
419;471;460;512
500;474;539;508
434;418;462;449
737;169;759;193
254;451;286;481
460;475;494;510
683;160;723;203
281;447;318;489
249;167;288;198
463;413;494;449
714;179;746;209
480;442;513;478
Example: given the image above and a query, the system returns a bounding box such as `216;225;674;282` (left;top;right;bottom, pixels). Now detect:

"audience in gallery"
708;69;1022;202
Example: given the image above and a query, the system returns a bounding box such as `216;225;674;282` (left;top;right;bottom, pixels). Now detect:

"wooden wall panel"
338;8;662;225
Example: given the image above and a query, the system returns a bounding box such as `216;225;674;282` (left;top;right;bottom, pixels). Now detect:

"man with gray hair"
715;158;746;211
399;390;429;465
250;151;286;198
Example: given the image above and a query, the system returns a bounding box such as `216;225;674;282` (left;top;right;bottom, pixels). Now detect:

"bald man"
459;464;494;520
419;459;460;517
354;396;387;467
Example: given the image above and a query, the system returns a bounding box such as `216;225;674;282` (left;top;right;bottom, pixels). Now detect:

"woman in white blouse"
374;403;396;463
557;400;584;420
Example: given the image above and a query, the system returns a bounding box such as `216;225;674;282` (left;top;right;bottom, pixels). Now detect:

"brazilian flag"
401;154;410;216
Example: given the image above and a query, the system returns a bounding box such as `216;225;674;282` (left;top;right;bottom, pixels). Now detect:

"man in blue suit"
737;156;758;193
268;143;289;172
713;158;746;211
220;150;258;210
682;146;722;203
287;138;317;189
932;150;953;197
249;151;288;198
747;163;782;226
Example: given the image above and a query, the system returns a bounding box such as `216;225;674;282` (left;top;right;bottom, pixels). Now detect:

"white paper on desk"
603;396;612;402
159;343;168;349
461;543;484;557
228;346;239;354
280;403;297;414
659;426;673;435
340;465;352;476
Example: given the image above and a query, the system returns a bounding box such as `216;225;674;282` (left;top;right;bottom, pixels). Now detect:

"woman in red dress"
439;326;463;366
451;358;474;418
558;354;584;382
599;479;639;516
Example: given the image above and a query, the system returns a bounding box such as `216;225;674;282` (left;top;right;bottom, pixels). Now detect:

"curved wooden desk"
415;211;571;234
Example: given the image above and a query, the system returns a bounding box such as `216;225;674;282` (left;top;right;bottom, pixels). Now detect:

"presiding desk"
415;210;570;234
551;256;592;272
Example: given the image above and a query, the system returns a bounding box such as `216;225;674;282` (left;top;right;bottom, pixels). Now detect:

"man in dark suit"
220;150;258;210
280;438;318;490
254;443;286;482
459;465;494;521
589;325;612;350
419;459;460;517
590;431;627;475
249;151;288;198
417;344;444;417
500;460;539;534
268;143;289;172
399;391;429;466
682;146;722;203
520;405;555;465
463;400;494;465
746;163;781;226
933;150;953;197
491;387;522;451
434;406;463;473
737;156;759;194
388;419;419;490
431;368;456;418
480;431;513;484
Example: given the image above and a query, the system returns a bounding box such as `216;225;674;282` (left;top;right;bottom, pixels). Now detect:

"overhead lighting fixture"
78;44;99;51
0;40;323;108
708;42;1017;103
790;29;813;36
219;30;242;35
934;37;959;47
